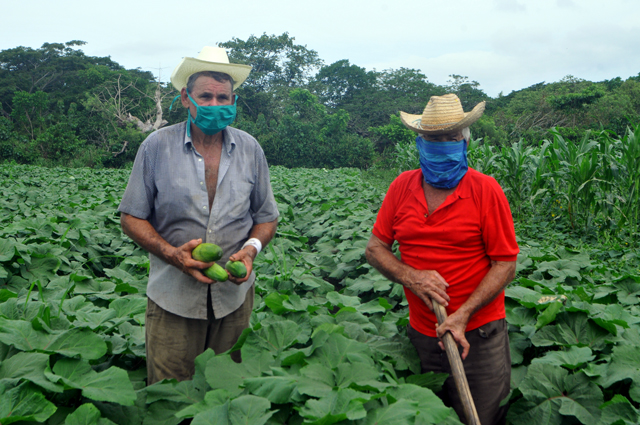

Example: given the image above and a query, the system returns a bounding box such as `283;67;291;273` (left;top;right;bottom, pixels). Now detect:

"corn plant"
546;129;601;231
495;140;535;218
616;124;640;237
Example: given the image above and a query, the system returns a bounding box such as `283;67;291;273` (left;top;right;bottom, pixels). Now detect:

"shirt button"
203;206;206;209
200;181;204;185
208;229;212;233
198;158;202;162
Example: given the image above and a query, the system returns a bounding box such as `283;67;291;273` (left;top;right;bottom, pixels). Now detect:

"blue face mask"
185;89;237;137
416;136;468;189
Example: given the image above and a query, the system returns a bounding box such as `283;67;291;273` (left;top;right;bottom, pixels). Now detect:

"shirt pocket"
227;180;254;219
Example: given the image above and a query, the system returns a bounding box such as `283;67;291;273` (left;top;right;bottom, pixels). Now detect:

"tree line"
1;35;639;169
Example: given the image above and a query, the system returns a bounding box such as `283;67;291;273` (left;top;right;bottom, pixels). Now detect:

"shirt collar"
411;168;474;200
183;122;237;155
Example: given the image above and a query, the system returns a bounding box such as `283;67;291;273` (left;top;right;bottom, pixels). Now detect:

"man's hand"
436;309;471;360
166;238;216;284
226;246;256;285
405;269;450;311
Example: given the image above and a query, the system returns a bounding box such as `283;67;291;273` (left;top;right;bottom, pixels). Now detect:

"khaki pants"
407;319;511;425
145;285;254;385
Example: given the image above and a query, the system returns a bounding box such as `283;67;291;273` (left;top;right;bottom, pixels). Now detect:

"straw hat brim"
171;57;252;92
400;101;486;135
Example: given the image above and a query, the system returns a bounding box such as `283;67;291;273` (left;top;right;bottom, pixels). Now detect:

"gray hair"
186;71;235;93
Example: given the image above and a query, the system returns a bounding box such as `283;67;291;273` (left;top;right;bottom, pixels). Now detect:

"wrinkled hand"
436;310;471;360
405;269;450;311
227;246;256;285
168;238;215;284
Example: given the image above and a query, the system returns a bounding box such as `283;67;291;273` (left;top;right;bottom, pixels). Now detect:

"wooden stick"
432;299;481;425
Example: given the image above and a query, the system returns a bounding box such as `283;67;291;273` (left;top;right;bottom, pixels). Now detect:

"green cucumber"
203;263;228;282
192;243;223;262
225;260;247;278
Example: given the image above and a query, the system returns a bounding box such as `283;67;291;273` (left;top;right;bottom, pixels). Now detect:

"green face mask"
185;89;237;137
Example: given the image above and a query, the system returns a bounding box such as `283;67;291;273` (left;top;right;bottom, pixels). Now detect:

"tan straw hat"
170;46;252;91
400;94;485;134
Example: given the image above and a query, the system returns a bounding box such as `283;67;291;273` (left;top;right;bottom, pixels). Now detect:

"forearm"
365;241;413;287
365;234;450;308
454;260;516;322
242;219;278;260
120;213;176;264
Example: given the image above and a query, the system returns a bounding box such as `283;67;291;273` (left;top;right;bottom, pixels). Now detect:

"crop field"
1;152;639;424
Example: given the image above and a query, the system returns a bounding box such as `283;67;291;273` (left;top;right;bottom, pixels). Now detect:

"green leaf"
48;358;137;406
535;301;563;329
405;372;448;393
299;388;368;424
243;375;298;404
145;378;206;405
228;395;274;425
508;364;602;425
530;346;595;369
386;384;457;424
0;317;107;359
0;382;57;424
65;403;117;425
311;333;373;369
530;312;609;350
597;344;640;402
598;395;639;425
0;351;63;393
364;398;419;425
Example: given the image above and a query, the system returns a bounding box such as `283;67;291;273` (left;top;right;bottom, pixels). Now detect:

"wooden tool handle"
432;300;482;425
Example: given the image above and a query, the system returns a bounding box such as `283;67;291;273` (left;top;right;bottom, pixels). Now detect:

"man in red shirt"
365;94;518;425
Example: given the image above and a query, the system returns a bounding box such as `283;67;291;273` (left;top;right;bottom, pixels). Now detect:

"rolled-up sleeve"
250;147;279;224
118;141;156;220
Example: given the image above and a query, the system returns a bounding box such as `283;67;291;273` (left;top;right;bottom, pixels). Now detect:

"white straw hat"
400;94;485;134
170;46;252;91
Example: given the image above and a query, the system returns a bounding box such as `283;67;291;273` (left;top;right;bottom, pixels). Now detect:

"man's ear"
180;87;190;108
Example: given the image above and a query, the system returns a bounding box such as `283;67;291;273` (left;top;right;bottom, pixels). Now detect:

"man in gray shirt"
119;46;279;384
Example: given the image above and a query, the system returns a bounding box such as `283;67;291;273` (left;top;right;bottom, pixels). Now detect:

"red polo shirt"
372;168;519;337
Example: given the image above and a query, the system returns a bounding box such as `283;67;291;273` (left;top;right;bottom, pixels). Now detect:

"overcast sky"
3;0;639;98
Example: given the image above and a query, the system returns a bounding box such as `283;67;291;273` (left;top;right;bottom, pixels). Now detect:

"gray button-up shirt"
118;122;279;319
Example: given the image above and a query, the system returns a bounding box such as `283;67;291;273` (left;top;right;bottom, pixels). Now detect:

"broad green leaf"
597;344;640;402
386;384;457;424
297;363;335;398
530;312;609;350
335;362;388;392
204;353;270;396
109;297;147;318
0;351;62;393
598;395;639;425
247;319;300;355
364;398;419;425
175;389;230;419
311;333;373;369
326;291;361;307
228;395;274;425
535;301;563;329
509;332;532;365
405;372;448;393
243;375;298;404
48;358;136;406
145;378;206;405
299;388;368;424
508;364;602;425
65;403;117;425
0;382;57;424
530;346;595;369
0;317;107;359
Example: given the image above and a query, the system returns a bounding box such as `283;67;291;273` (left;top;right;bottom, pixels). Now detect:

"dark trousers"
145;285;254;385
407;319;511;425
